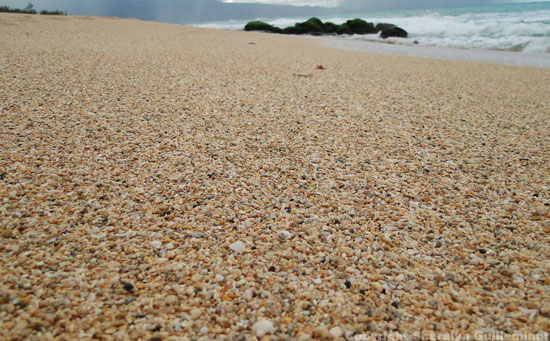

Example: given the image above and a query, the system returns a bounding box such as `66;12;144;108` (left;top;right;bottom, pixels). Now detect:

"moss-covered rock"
243;18;407;39
375;23;396;33
293;17;325;35
306;17;324;27
344;18;377;34
336;24;353;35
244;21;282;33
282;26;296;34
380;26;408;39
323;22;339;34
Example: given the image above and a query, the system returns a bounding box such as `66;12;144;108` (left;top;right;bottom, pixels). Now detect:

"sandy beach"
1;13;550;339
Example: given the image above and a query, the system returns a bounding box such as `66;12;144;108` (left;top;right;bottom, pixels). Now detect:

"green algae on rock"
244;17;408;39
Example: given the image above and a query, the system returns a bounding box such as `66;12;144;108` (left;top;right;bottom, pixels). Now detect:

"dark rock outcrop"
375;23;396;33
244;17;408;39
344;18;377;34
380;26;408;39
244;21;282;33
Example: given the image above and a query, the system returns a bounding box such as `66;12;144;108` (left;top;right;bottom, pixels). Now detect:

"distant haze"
2;0;497;23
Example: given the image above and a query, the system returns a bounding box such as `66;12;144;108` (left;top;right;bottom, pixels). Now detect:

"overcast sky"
223;0;538;4
2;0;540;9
0;0;336;7
222;0;340;6
1;0;543;24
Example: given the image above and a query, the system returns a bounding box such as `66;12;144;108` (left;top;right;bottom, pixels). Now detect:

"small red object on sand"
316;65;325;70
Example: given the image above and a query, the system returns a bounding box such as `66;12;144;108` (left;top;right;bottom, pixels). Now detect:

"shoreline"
192;26;550;68
314;35;550;68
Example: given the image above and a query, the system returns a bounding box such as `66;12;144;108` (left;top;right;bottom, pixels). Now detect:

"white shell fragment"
150;240;162;248
252;319;274;337
229;241;245;253
278;230;293;239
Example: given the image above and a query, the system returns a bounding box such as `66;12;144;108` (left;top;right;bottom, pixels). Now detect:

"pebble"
190;308;203;320
513;276;525;285
229;241;245;253
278;230;293;239
150;240;162;249
251;319;274;337
312;326;329;338
500;267;514;277
165;295;178;304
329;326;343;338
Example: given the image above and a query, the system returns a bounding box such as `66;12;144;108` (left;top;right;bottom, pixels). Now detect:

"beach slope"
1;13;549;339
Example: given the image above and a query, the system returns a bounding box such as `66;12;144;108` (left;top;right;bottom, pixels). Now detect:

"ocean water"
198;2;550;54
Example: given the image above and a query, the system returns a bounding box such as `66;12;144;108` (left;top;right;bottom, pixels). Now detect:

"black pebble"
152;325;161;332
359;289;366;295
136;313;146;318
391;301;400;308
123;282;134;292
251;245;257;250
344;280;351;289
268;266;276;272
150;337;162;341
478;249;486;254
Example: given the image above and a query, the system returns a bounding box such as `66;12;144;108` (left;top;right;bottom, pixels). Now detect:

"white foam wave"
367;9;550;53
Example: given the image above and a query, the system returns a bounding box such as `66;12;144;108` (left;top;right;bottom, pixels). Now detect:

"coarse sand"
1;13;550;340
